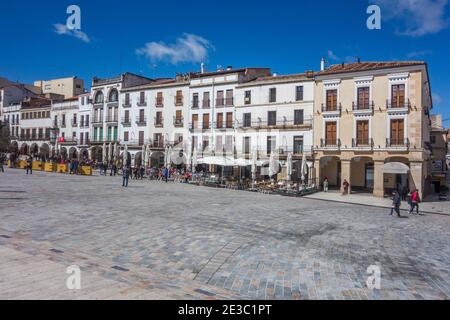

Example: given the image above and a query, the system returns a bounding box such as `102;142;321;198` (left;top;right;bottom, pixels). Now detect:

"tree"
0;120;11;153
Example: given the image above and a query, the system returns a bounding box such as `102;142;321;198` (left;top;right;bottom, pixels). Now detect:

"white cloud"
327;50;339;61
433;93;443;104
406;50;433;58
136;33;213;64
53;23;90;43
372;0;449;36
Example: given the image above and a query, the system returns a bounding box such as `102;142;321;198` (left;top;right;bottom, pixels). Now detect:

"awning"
382;162;410;174
198;156;265;167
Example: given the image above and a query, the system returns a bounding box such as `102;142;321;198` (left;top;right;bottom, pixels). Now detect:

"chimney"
320;58;325;71
201;62;205;74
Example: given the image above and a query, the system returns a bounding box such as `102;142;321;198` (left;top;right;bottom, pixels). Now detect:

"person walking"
122;166;130;187
342;179;350;196
26;156;33;175
409;189;421;215
140;166;145;180
390;190;402;217
0;154;5;173
323;177;329;192
163;166;169;183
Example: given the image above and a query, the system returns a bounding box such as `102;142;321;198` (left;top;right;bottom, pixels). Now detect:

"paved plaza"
1;168;450;300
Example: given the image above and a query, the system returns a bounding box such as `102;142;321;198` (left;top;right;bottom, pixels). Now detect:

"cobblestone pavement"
1;169;450;300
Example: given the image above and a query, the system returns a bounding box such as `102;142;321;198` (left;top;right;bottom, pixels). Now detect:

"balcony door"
326;90;337;110
203;113;210;129
325;122;337;145
357;87;370;109
391;84;405;107
390;119;404;145
356;120;369;145
192;114;198;129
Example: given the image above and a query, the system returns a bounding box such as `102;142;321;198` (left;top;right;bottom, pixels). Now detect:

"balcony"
175;97;184;106
71;120;78;127
78;139;90;146
60;122;66;128
352;138;374;149
237;118;313;131
192;102;200;109
92;117;104;125
122;139;150;147
150;139;165;149
91;138;119;145
202;99;210;109
59;138;78;145
352;101;374;116
386;99;410;115
121;117;131;127
137;98;147;107
173;117;184;127
136;116;147;126
122;99;131;108
321;103;342;117
106;116;118;124
386;138;410;150
215;98;234;107
320;138;341;149
154;117;164;127
155;98;164;108
19;135;51;142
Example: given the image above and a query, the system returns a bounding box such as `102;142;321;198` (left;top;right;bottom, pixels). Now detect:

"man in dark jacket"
122;166;130;187
390;190;402;217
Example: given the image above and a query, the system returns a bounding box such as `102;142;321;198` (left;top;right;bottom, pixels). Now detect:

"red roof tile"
317;61;426;76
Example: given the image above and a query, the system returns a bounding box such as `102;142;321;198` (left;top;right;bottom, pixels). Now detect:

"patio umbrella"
192;148;198;172
123;144;128;167
167;145;173;168
251;148;258;188
141;144;146;167
108;143;113;163
301;150;308;185
144;144;150;167
286;152;293;182
269;151;277;180
102;143;107;163
114;143;119;163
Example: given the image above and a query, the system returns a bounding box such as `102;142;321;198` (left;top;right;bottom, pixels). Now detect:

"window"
192;93;199;108
175;90;183;106
156;111;163;125
73;114;77;125
203;113;210;129
243;113;251;127
124;131;129;142
62;114;66;126
156;92;164;107
294;110;304;125
80;115;84;127
125;93;130;105
139;131;144;146
225;136;233;153
391;84;405;107
175;110;182;125
267;136;276;155
139;109;145;123
357;87;370;109
356;120;369;145
139;92;146;104
202;136;209;151
203;92;210;108
226;112;233;128
85;115;89;126
216;113;223;129
85;132;89;143
269;88;276;103
109;89;118;102
80;133;84;145
268;111;277;126
124;110;130;123
216;136;223;152
94;91;104;104
293;136;304;154
192;114;198;129
326;90;338;110
216;91;224;106
226;89;233;106
430;135;436;145
245;91;251;105
243;137;251;155
296;86;304;101
325;122;337;145
390;119;404;145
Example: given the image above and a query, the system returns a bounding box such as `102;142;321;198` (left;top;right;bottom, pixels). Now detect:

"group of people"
121;166;193;187
98;161;118;177
322;177;350;196
390;189;421;217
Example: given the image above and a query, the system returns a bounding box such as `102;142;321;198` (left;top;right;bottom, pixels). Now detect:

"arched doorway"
9;141;19;154
40;143;50;161
319;156;341;188
60;147;68;160
30;143;39;156
350;156;374;193
80;149;89;161
69;147;78;160
20;143;29;156
91;147;103;162
150;151;165;168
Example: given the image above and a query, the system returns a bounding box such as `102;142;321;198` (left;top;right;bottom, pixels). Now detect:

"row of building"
1;59;448;198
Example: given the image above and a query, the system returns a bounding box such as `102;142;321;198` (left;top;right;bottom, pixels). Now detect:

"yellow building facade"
312;62;433;198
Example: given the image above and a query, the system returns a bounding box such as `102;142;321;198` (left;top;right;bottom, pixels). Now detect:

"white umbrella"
192;148;198;172
269;151;277;179
123;144;128;167
286;152;293;182
114;143;119;163
141;144;146;167
144;144;150;167
108;143;113;163
102;143;107;163
167;145;173;168
251;148;258;188
301;150;308;185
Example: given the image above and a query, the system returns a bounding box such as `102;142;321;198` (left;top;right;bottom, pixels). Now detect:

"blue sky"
0;0;449;121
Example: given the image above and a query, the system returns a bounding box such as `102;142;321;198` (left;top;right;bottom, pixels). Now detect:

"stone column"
313;159;321;188
373;160;385;197
340;159;351;194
